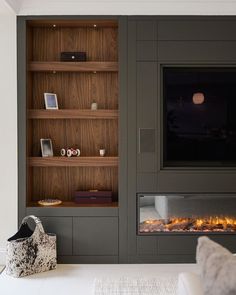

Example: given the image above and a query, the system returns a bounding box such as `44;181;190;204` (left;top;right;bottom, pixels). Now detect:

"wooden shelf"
28;109;119;119
28;157;118;167
28;62;118;72
27;201;118;208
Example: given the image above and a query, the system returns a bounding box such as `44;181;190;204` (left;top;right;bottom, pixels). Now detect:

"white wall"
0;0;17;264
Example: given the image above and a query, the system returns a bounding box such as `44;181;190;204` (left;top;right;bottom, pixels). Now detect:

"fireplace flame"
140;216;236;233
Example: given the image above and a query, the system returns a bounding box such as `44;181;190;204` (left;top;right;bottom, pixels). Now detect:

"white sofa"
177;272;203;295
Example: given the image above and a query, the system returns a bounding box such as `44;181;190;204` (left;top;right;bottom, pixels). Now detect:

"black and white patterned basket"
6;215;57;278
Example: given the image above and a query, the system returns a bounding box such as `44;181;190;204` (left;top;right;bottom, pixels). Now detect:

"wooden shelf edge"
28;156;119;167
28;61;118;72
27;201;118;208
28;109;119;119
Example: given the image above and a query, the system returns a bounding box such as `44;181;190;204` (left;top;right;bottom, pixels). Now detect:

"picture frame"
44;93;58;110
40;139;53;157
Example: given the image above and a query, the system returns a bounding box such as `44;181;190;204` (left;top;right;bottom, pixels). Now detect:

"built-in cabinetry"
127;17;236;263
18;16;236;263
18;17;128;263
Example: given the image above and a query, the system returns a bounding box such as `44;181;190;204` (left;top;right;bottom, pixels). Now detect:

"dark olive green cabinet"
40;217;73;256
73;217;119;256
19;16;236;264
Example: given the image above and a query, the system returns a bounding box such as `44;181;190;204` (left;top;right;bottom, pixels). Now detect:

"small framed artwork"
40;139;53;157
44;93;58;110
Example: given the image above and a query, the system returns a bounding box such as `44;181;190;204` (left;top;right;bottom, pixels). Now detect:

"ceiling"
4;0;236;15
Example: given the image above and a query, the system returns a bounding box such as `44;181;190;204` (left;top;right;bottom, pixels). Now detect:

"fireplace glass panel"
138;194;236;234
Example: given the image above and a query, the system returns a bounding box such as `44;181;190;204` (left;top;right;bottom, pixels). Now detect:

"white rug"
94;276;178;295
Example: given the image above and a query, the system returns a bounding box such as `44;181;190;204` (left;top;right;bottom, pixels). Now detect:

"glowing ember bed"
138;194;236;234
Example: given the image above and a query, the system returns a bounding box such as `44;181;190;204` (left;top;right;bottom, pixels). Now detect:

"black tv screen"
163;67;236;167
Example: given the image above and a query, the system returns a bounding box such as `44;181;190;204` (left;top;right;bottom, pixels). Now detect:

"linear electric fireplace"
138;194;236;234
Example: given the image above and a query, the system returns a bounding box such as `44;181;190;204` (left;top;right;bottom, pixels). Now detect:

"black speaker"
139;128;155;153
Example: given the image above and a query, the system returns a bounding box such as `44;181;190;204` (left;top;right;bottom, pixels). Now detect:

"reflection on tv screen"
163;67;236;167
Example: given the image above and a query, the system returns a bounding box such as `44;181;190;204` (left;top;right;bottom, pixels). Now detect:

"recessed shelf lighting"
93;24;97;28
52;24;57;28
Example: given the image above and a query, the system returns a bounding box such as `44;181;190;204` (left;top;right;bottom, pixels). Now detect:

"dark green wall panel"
137;62;157;175
158;20;236;41
136;41;157;61
73;217;118;256
158;41;236;62
136;20;157;40
40;217;73;256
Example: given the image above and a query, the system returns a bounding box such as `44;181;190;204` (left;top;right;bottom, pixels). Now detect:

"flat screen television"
163;67;236;167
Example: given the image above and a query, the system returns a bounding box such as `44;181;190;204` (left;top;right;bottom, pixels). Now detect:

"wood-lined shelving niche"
26;19;119;208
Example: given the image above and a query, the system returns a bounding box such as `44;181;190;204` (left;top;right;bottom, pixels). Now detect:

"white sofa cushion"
196;236;236;295
178;272;203;295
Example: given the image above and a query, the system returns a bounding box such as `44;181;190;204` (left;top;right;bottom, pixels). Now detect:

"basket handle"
21;215;45;233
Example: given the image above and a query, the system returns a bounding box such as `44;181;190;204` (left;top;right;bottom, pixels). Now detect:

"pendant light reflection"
192;92;205;105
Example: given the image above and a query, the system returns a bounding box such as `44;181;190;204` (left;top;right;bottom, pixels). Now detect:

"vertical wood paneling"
27;20;118;204
32;72;118;109
32;167;70;201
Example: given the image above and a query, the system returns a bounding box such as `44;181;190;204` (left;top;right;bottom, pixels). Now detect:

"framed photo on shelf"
40;139;53;157
44;93;58;109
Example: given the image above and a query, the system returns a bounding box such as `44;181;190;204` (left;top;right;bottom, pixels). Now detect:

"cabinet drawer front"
73;217;118;256
40;217;73;256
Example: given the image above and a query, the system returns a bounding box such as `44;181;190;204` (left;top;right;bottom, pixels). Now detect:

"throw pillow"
196;236;236;295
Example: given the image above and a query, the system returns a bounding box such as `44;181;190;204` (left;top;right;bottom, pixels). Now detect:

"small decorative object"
60;52;86;62
60;147;81;157
74;190;113;204
38;199;62;206
91;102;98;110
44;93;58;109
5;215;57;278
192;92;205;105
60;148;66;156
99;148;106;157
40;138;53;157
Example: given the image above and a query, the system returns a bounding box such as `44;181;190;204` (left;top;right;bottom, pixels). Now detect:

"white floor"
0;264;198;295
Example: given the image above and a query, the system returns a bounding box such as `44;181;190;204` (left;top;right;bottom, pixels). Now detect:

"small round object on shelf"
61;148;66;156
38;199;62;206
67;149;72;157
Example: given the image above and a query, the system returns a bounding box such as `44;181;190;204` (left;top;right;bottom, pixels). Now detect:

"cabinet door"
40;217;73;256
73;217;118;256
